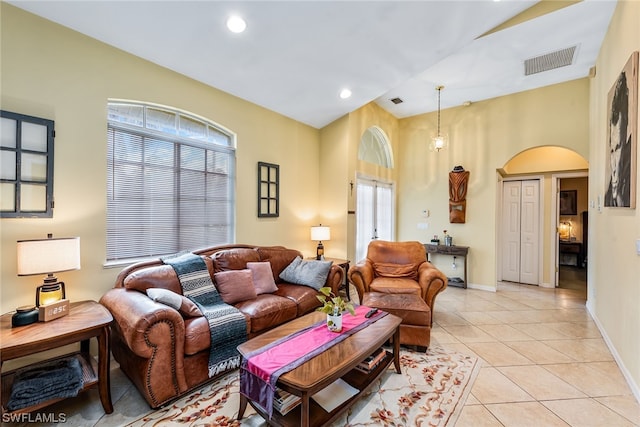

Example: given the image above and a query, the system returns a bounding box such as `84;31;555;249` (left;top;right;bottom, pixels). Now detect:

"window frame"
257;161;279;218
106;101;236;264
0;110;55;218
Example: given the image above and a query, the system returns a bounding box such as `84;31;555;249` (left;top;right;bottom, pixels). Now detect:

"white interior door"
501;180;540;285
355;178;394;263
519;180;540;284
502;181;522;282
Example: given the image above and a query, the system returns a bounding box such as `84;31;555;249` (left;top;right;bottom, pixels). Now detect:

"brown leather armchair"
348;240;447;326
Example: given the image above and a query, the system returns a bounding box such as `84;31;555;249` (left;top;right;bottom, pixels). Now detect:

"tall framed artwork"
257;162;279;217
604;51;638;208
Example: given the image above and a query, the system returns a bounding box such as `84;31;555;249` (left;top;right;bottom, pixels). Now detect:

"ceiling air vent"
524;46;577;76
390;97;403;104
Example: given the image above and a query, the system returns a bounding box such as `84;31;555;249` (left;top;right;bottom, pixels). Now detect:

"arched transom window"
358;126;394;168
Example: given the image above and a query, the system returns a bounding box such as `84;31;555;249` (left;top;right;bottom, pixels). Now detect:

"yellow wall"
0;4;322;313
318;115;350;259
588;0;640;394
319;102;400;263
397;79;590;289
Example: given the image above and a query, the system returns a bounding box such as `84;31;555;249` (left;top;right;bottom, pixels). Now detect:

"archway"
498;146;588;292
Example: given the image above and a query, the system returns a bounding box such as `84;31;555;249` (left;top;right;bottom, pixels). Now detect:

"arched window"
358;126;394;168
106;101;236;262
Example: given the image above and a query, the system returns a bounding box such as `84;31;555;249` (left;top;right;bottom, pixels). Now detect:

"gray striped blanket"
162;252;247;377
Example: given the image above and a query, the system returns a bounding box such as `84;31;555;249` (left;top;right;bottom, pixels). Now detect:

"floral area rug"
127;346;481;427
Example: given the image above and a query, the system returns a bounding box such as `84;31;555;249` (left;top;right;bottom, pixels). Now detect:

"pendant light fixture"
430;85;447;152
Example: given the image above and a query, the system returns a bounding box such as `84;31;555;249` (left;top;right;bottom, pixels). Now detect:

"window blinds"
106;125;235;261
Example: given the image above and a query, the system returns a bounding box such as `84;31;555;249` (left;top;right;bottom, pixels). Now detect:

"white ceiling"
9;1;617;129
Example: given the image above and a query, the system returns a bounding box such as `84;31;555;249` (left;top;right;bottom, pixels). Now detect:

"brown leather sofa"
348;240;447;348
99;244;343;408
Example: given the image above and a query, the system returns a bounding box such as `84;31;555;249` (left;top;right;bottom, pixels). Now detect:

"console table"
559;241;582;267
424;244;469;288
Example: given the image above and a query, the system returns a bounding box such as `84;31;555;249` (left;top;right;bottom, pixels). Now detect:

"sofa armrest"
348;260;375;302
325;264;343;296
101;288;188;381
417;262;448;324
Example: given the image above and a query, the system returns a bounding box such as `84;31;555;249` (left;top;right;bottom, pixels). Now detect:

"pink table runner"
240;305;386;418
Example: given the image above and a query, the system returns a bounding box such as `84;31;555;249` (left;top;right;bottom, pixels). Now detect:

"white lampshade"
310;226;331;242
17;236;81;276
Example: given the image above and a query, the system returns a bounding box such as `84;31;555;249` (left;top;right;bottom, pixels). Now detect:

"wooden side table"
424;244;469;288
0;300;113;415
305;257;350;300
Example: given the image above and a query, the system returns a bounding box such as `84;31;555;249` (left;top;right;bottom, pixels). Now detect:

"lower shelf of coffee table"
250;350;393;427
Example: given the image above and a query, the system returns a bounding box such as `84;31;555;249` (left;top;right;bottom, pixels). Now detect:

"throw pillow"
279;256;332;290
246;262;278;294
146;288;202;318
372;262;419;280
213;269;258;304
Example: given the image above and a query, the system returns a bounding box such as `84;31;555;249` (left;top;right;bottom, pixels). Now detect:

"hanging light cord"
436;86;442;137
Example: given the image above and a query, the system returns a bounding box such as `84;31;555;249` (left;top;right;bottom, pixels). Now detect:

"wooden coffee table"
237;311;402;427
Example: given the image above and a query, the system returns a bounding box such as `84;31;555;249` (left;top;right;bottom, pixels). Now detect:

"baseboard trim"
586;303;640;403
467;283;496;292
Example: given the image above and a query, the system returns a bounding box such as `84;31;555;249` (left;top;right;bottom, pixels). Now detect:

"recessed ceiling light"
227;15;247;33
339;88;352;99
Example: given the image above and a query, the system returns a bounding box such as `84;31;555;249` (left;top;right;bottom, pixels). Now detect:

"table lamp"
310;225;330;260
559;222;572;241
17;234;81;307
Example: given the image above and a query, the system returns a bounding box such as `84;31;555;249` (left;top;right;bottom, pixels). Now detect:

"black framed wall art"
604;51;638;208
1;110;55;218
257;162;279;217
559;190;577;215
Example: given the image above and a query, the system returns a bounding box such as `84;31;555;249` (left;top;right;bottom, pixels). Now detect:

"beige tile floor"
438;282;640;427
8;281;639;426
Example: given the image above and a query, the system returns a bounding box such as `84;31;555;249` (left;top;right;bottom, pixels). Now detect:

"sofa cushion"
256;247;301;283
372;262;419;280
234;294;297;334
213;269;258;304
146;288;202;318
211;248;260;273
369;277;421;295
122;255;215;294
274;283;322;316
123;264;184;294
279;256;332;290
184;316;213;355
247;262;278;294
